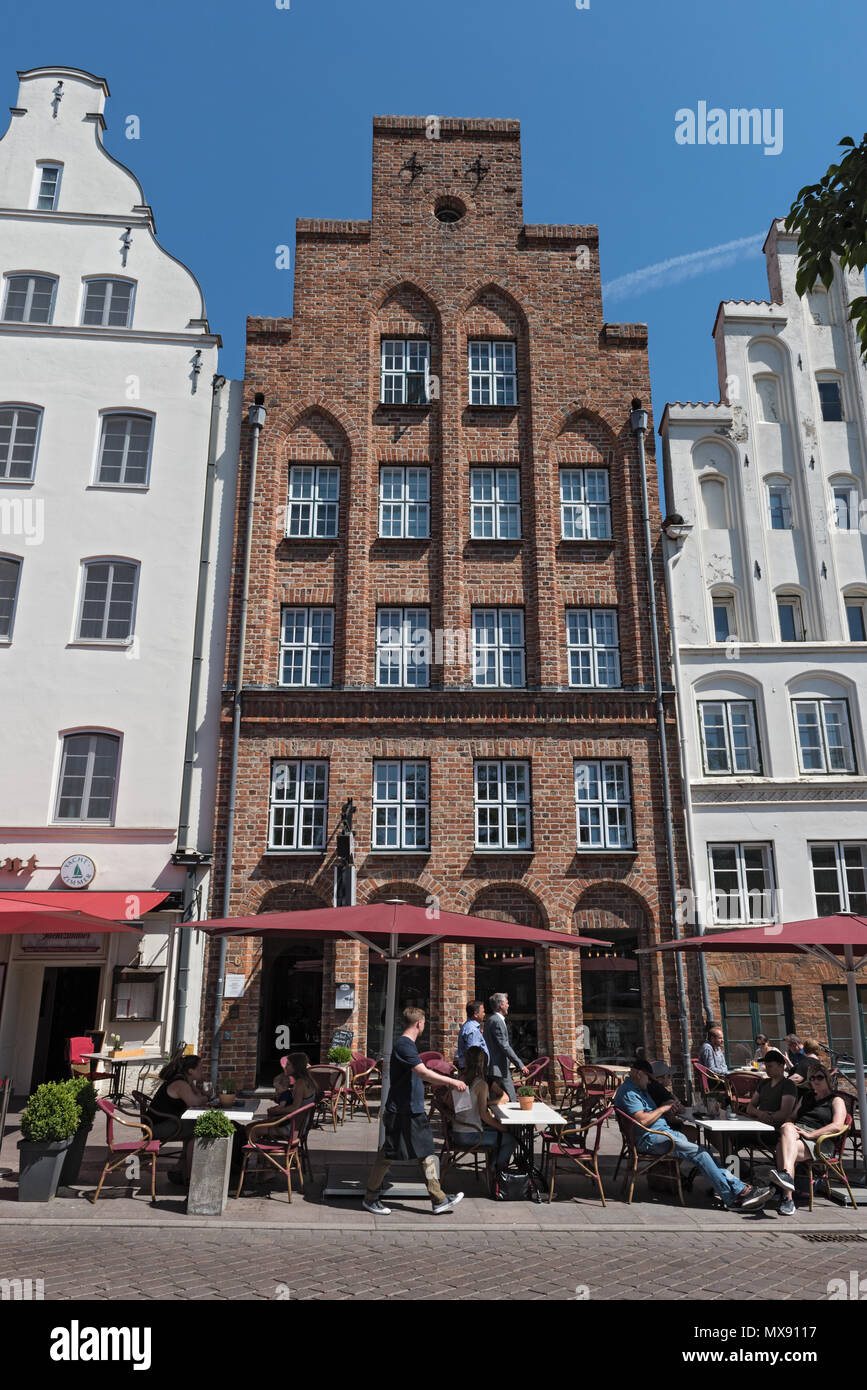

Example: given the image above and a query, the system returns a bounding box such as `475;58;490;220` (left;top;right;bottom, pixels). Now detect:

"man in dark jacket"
483;992;528;1101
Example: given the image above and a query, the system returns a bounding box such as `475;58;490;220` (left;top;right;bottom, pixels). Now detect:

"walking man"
363;1007;467;1216
456;1000;489;1071
484;992;528;1102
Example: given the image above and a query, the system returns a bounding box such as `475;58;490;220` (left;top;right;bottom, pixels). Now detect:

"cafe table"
689;1114;775;1166
82;1051;166;1103
181;1098;263;1124
499;1100;567;1188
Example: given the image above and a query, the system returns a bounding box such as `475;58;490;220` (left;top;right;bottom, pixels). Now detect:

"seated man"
698;1026;729;1077
614;1058;772;1212
745;1048;798;1130
784;1034;812;1084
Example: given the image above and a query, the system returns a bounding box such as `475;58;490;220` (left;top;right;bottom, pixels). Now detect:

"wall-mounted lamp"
662;512;693;542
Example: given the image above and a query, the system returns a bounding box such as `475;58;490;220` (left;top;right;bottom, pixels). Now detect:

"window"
378;467;430;538
34;164;61;211
574;760;634;850
287;465;339;538
777;594;805;641
700;477;728;530
55;733;120;822
467;340;517;406
380;339;430;405
823;984;867;1064
96;414;153;487
372;760;430;850
76;560;138;641
834;484;857;530
82;279;135;329
470;468;521;539
2;274;57;324
810;843;867;915
279;606;334;686
111;968;163;1022
792;698;855;773
767;481;793;529
560;468;611;540
0;557;22;640
818;379;843;422
721;987;793;1062
0;405;41;481
846;599;867;642
712;597;736;642
708;843;776;924
376;607;430;687
566;609;620;687
698;700;761;774
268;760;328;850
472;608;525;687
474;760;531;850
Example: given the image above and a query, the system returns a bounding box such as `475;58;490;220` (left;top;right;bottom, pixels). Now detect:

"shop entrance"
580;932;643;1062
367;950;430;1059
474;946;538;1060
257;938;323;1083
29;966;102;1091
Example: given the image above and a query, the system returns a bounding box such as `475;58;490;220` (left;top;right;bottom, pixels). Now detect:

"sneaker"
779;1196;796;1215
362;1198;391;1215
737;1184;773;1211
432;1192;464;1215
769;1167;795;1192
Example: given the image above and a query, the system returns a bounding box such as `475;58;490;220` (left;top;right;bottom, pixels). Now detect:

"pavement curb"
1;1217;865;1233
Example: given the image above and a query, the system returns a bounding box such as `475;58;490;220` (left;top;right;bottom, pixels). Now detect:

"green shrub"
66;1077;97;1128
218;1076;240;1093
20;1082;81;1143
327;1046;352;1064
194;1110;235;1139
516;1086;534;1098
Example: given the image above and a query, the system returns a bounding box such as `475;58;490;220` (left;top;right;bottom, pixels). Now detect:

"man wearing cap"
645;1058;677;1109
745;1048;799;1129
614;1057;773;1211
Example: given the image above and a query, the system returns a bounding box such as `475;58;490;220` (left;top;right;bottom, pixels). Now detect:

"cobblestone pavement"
1;1226;865;1300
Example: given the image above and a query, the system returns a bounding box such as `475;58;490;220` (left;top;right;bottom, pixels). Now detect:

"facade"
661;220;867;1065
203;115;699;1085
0;67;241;1093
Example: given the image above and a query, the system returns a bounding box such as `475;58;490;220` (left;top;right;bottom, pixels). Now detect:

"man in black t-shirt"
745;1049;799;1128
363;1007;468;1215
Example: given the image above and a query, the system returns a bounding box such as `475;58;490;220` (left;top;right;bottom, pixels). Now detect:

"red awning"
0;890;167;935
0;891;168;919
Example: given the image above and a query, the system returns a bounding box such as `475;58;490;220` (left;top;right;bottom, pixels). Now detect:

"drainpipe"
209;392;266;1088
630;400;694;1098
172;374;226;1051
661;524;714;1024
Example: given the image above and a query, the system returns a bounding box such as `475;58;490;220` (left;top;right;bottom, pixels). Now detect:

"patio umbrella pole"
378;933;398;1147
843;945;867;1181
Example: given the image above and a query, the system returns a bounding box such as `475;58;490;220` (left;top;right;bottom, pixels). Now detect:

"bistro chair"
727;1072;757;1113
425;1058;458;1116
523;1056;551;1102
418;1051;444;1065
554;1055;584;1111
234;1100;316;1202
91;1098;165;1205
341;1055;379;1123
614;1107;685;1206
794;1117;856;1211
545;1104;612;1206
308;1065;345;1132
693;1060;733;1106
66;1036;114;1088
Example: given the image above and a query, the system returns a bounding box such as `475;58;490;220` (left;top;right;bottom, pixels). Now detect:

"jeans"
639;1129;746;1205
454;1128;516;1168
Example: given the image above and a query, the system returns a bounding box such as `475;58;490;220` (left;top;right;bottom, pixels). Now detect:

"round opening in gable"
434;197;466;224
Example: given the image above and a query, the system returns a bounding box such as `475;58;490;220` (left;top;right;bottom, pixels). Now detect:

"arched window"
95;412;154;488
830;475;860;531
0;555;22;640
54;731;121;822
765;476;794;530
75;559;139;642
33;162;63;211
81;278;136;329
709;588;740;643
700;475;728;529
0;404;42;481
789;676;857;774
2;273;57;325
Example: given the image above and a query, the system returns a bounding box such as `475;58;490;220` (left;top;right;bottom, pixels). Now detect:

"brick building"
202;116;700;1084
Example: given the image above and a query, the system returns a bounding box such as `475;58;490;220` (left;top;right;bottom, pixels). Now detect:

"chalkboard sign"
331;1027;354;1050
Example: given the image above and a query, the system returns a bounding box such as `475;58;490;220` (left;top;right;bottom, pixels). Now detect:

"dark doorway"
475;946;538;1060
30;966;101;1091
580;933;643;1062
367;951;430;1060
258;938;323;1083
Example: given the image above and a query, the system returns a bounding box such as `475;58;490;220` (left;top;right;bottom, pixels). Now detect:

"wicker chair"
234;1100;316;1202
614;1107;685;1206
545;1105;612;1206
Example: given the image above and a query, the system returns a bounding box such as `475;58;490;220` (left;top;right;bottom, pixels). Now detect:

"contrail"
602;231;765;303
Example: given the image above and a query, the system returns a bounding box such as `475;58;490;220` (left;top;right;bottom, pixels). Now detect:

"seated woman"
450;1046;515;1171
769;1064;849;1215
254;1052;318;1137
754;1034;771;1063
146;1054;211;1184
272;1056;292;1106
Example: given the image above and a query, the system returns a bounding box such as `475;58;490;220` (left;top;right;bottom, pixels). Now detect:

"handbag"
491;1169;532;1201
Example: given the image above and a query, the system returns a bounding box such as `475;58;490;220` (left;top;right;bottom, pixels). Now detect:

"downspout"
209;392;266;1088
630;400;693;1098
172;373;226;1051
662;532;714;1023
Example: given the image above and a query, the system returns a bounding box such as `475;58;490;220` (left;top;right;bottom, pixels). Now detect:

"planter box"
18;1138;73;1202
59;1122;92;1186
187;1135;233;1216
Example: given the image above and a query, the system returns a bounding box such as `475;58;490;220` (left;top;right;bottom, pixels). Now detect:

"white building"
660;220;867;1062
0;67;240;1094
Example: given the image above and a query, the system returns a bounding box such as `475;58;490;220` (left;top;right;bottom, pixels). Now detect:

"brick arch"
362;880;430;908
256;399;361;462
453;277;532;329
457;281;529;338
372;278;443;332
236;879;332;916
468;882;549;932
537;403;624;456
571;882;651;940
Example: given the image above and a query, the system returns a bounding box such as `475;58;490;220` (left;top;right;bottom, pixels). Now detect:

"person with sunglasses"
769;1065;849;1215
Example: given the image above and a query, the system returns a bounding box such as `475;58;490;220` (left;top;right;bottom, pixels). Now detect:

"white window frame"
376;607;430;687
371;759;430;850
0;403;43;482
75;559;139;643
378;466;430;538
470;468;521;539
268;759;329;851
0;555;22;641
777;594;806;642
94;412;154;488
279;606;334;687
559;468;611;540
2;273;58;325
810;842;867;916
467;339;518;406
472;608;526;687
697;700;761;775
566;609;620;687
474;760;532;850
33;163;62;212
792;698;856;774
708;843;776;924
54;732;121;824
286;465;339;538
817;377;844;422
766;480;793;530
574;759;634;850
380;338;431;405
81;278;136;329
711;595;737;642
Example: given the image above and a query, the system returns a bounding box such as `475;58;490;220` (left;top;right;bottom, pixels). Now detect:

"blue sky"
5;0;865;445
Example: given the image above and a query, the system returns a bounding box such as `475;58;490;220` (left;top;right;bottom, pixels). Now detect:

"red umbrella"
638;913;867;1176
0;896;143;934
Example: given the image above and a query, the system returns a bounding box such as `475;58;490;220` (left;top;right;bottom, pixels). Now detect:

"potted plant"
516;1085;535;1113
187;1109;236;1216
107;1033;122;1057
17;1082;80;1201
327;1045;352;1089
59;1077;98;1187
218;1076;240;1107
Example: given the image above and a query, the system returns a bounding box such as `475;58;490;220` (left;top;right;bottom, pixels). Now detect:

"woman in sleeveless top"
769;1065;848;1213
146;1054;212;1183
451;1046;515;1170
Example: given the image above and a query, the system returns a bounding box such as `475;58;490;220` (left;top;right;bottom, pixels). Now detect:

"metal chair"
614;1107;685;1206
66;1036;113;1088
727;1072;756;1113
92;1098;164;1205
795;1118;857;1211
418;1051;444;1065
430;1091;489;1190
545;1105;612;1206
554;1054;583;1110
308;1065;345;1131
523;1056;551;1101
234;1100;316;1202
693;1059;733;1106
340;1055;379;1123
